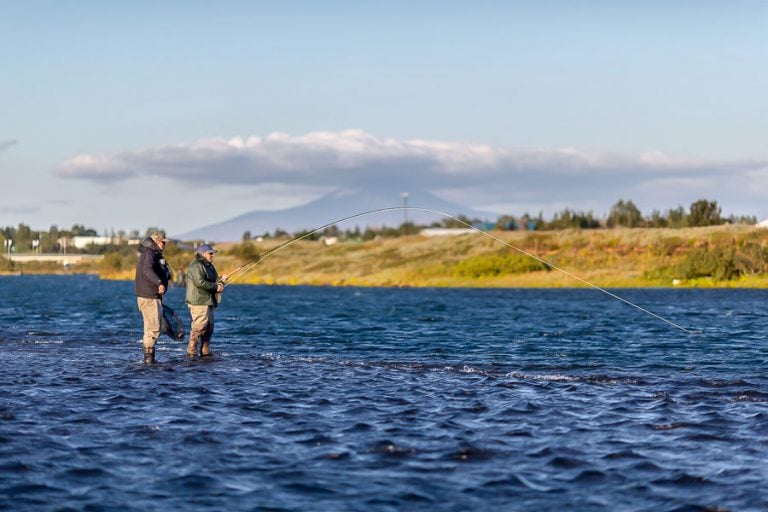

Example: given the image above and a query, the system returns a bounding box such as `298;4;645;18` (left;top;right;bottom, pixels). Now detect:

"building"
420;228;479;237
70;236;117;249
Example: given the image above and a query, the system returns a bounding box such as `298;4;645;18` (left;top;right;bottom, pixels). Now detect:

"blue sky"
1;0;766;235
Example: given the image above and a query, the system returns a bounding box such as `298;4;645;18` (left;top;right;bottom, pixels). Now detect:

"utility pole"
401;192;409;225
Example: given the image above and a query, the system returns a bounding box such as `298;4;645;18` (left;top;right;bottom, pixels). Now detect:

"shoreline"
5;269;768;289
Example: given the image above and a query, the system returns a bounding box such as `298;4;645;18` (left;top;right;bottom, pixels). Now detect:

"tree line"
0;225;161;254
0;198;759;254
241;198;758;242
496;199;755;231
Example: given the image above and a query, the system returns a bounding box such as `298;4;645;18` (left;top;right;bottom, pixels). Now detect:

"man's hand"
159;284;166;294
216;283;224;293
220;273;229;282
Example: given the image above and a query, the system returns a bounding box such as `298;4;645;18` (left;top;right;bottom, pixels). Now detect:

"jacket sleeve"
188;262;217;292
140;252;162;286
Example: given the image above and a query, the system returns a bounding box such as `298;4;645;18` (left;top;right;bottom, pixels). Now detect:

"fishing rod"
222;206;695;334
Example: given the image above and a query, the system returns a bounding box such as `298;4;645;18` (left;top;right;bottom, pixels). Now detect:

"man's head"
150;231;168;248
197;243;217;262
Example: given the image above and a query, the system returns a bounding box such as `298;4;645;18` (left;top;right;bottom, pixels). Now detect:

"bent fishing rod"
221;206;695;334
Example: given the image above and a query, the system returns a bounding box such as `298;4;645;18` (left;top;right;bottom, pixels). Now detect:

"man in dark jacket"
134;231;171;364
185;244;227;358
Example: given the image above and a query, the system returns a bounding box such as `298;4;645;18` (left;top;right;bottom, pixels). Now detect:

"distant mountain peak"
177;184;496;242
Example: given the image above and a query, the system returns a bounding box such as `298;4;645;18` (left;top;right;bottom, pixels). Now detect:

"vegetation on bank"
213;224;768;288
2;199;767;287
5;224;768;289
0;199;755;254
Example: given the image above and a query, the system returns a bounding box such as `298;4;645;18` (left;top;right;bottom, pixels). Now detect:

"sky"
1;0;766;236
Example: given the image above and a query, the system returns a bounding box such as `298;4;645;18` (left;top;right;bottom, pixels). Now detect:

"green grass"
10;225;768;288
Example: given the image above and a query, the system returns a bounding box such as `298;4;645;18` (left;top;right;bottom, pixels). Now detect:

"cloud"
55;129;767;214
57;130;476;185
56;153;134;181
0;139;18;153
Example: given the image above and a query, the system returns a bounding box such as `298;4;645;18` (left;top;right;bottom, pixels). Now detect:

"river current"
0;275;766;511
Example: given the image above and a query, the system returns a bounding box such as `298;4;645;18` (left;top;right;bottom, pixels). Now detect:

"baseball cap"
150;231;168;243
197;243;217;255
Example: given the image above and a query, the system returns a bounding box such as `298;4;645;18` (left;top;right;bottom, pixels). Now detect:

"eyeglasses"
205;252;215;256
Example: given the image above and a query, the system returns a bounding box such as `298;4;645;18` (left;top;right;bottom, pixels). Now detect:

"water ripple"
1;277;767;510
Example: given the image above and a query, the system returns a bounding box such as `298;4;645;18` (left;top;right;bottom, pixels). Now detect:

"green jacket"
185;254;220;307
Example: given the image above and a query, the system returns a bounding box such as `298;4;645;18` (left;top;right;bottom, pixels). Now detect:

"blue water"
1;275;767;511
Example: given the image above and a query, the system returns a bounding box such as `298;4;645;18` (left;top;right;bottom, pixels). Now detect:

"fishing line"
222;206;695;334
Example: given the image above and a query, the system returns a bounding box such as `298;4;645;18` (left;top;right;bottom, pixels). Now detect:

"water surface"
1;276;767;511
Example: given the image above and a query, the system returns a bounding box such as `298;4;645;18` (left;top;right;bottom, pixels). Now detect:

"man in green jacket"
185;244;228;358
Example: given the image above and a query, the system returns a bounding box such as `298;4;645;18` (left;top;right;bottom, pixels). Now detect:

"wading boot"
200;341;213;358
186;334;199;358
143;347;156;365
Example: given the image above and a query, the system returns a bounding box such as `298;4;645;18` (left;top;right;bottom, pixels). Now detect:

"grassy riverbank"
74;224;768;288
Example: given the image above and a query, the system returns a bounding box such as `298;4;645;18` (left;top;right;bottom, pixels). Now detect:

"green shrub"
453;253;550;278
100;252;124;273
642;266;675;281
228;242;261;261
651;236;685;256
674;245;768;281
0;256;14;271
523;233;558;251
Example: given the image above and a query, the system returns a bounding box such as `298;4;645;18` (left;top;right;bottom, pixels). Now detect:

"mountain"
176;185;498;242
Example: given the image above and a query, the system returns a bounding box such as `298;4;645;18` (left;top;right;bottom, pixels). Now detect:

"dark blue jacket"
134;238;170;299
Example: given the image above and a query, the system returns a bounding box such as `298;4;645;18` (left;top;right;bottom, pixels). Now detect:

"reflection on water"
1;276;767;510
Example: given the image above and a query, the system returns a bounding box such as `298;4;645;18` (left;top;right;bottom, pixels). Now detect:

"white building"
71;236;116;249
420;228;479;237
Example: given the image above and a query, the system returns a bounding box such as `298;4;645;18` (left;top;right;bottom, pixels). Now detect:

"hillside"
176;185;497;242
82;224;768;288
9;225;767;288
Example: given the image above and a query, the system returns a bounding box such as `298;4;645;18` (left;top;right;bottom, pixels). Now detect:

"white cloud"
55;129;510;185
54;129;768;216
57;153;134;181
